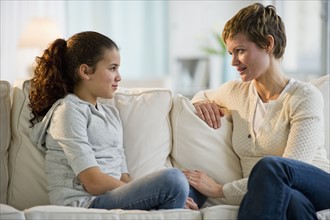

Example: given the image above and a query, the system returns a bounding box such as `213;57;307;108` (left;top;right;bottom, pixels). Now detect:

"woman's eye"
237;49;244;54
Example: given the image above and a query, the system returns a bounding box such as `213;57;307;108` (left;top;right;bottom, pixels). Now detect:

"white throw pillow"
170;94;242;206
99;87;173;180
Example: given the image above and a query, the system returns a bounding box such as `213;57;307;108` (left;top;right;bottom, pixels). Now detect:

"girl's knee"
160;168;189;194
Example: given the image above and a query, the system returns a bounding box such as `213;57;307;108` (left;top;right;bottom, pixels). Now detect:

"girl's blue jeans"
238;156;330;220
89;168;206;210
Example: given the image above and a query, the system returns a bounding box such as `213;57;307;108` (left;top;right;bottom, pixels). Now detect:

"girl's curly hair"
29;31;118;126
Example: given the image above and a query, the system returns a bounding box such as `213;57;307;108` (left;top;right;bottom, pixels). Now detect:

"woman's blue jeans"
238;156;330;220
89;168;205;210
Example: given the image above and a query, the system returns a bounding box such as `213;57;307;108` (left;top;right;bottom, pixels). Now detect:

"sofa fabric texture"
1;75;329;219
0;81;11;204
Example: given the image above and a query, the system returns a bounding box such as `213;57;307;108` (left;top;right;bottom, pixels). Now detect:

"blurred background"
1;0;329;97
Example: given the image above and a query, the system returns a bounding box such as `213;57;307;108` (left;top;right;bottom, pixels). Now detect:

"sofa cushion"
0;80;11;204
201;205;239;220
0;204;25;220
24;205;201;220
310;74;329;158
8;79;49;210
99;87;173;180
170;94;242;206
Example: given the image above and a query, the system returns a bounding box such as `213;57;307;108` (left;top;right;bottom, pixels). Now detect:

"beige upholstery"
0;81;11;204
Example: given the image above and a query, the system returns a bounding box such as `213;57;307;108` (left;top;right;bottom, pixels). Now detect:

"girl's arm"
78;167;126;196
120;173;131;183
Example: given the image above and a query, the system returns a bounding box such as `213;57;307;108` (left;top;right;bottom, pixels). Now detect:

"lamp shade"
18;18;62;49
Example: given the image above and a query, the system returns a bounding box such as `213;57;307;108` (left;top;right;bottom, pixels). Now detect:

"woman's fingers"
194;102;224;129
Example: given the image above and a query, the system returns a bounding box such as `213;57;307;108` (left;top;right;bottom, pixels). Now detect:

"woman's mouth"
237;67;247;74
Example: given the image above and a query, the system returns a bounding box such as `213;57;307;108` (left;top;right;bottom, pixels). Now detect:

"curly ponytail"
29;39;68;125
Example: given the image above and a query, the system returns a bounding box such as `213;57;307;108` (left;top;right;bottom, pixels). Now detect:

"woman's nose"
231;54;239;66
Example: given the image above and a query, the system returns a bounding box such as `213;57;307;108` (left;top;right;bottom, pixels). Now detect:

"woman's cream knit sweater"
192;79;329;205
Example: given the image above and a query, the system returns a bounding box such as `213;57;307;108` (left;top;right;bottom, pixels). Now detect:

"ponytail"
29;38;69;126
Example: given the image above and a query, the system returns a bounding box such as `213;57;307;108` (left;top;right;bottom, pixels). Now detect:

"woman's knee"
251;157;283;178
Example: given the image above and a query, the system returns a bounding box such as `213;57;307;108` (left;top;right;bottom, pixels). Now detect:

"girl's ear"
266;35;275;54
78;64;91;80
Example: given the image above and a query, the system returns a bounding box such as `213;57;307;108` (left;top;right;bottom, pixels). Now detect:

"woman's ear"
78;64;91;80
266;35;275;54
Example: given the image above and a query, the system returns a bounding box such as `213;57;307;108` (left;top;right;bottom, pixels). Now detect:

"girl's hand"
183;170;224;199
193;101;224;129
185;197;198;210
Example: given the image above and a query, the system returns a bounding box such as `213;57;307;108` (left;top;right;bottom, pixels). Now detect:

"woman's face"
226;33;270;82
87;48;121;100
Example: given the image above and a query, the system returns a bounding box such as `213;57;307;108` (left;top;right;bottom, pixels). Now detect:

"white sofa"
0;75;329;220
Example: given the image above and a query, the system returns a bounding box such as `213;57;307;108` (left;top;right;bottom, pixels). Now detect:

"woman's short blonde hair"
222;3;286;59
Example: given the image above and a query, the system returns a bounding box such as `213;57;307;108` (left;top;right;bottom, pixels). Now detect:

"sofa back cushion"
0;80;11;204
170;94;243;206
7;79;173;210
310;74;330;158
99;87;173;180
8;79;50;210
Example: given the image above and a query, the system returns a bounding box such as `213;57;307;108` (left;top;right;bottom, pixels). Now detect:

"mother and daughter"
29;3;329;219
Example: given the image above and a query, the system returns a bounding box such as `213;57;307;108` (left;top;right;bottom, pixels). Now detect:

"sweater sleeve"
283;84;324;163
222;177;248;205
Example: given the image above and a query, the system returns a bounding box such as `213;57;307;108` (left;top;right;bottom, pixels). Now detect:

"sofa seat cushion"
170;94;242;206
201;205;239;220
24;205;201;220
0;204;25;220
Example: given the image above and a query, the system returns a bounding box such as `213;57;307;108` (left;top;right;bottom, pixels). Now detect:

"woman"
28;31;200;210
184;3;330;219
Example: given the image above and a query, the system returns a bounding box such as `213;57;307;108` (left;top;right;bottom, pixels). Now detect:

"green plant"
201;32;227;57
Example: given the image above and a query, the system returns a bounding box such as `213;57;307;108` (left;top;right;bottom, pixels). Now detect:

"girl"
29;31;199;210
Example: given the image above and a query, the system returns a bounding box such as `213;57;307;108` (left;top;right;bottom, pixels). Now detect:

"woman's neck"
254;69;289;103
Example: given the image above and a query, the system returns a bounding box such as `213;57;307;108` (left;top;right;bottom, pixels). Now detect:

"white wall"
0;1;66;85
1;1;328;89
168;1;252;94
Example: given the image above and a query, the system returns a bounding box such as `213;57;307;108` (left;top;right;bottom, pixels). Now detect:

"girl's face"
226;33;270;82
86;48;121;101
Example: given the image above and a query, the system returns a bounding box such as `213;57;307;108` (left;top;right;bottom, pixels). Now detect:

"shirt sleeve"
49;102;99;176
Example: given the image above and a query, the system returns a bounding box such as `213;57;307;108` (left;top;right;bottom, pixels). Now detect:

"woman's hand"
193;101;224;129
185;197;198;210
183;170;224;199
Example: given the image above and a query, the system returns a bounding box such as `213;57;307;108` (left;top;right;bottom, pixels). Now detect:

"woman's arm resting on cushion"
192;89;224;129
